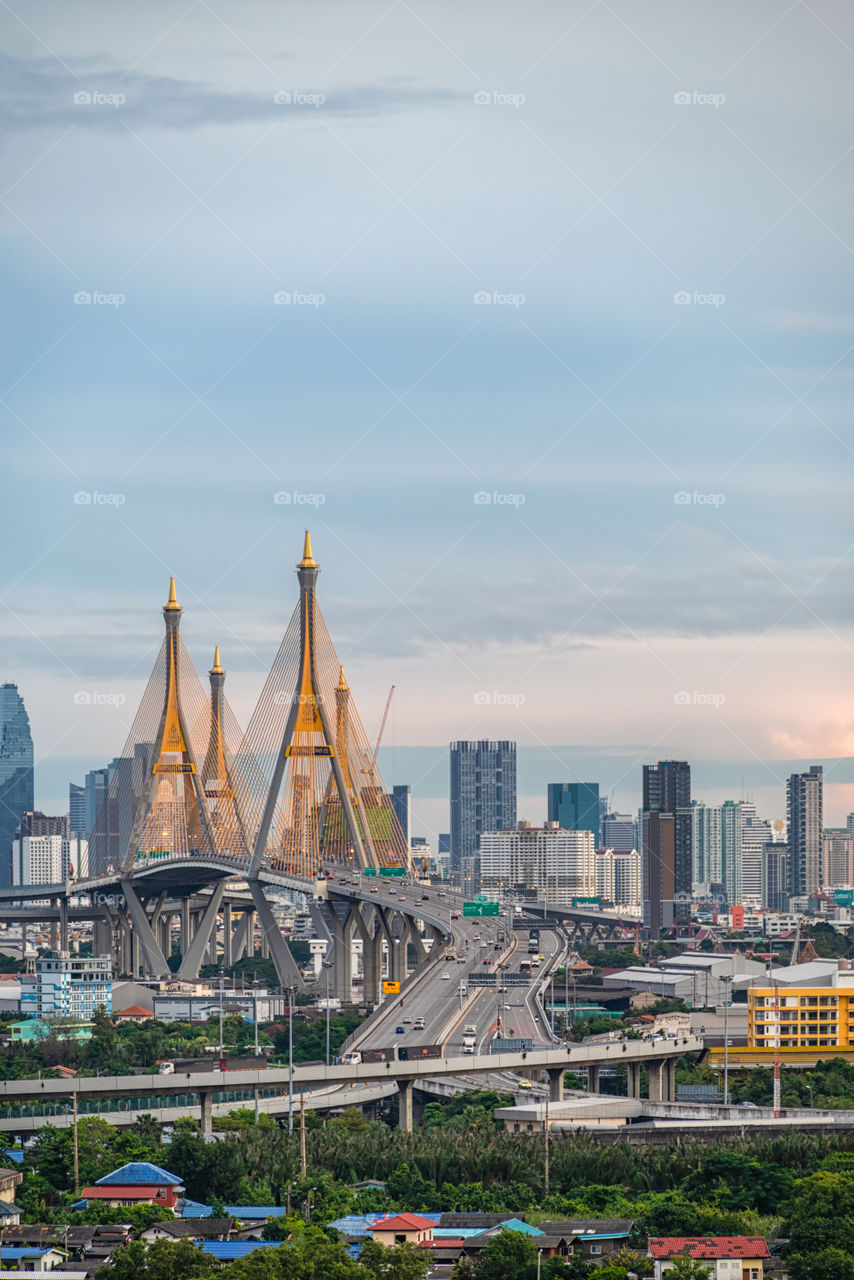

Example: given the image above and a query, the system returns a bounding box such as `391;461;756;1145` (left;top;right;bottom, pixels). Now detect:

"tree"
788;1248;854;1280
607;1248;653;1277
468;1231;538;1280
97;1239;218;1280
358;1239;430;1280
665;1259;712;1280
781;1171;854;1256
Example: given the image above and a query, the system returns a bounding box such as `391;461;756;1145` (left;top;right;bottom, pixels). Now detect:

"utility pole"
325;965;331;1066
72;1090;80;1198
543;1092;550;1199
722;973;732;1106
253;984;260;1124
288;987;294;1133
218;970;224;1060
300;1092;307;1177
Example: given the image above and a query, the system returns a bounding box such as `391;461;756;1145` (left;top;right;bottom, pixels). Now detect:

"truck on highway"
527;929;540;954
463;1023;477;1036
462;1024;477;1055
341;1051;362;1066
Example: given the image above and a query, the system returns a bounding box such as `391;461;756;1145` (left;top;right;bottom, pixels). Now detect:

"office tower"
601;812;638;852
824;830;854;888
69;784;86;838
391;785;411;848
787;765;823;898
642;811;675;939
449;740;516;872
438;833;450;855
0;683;34;890
762;843;789;911
20;954;112;1021
847;813;854;839
13;834;69;885
691;802;722;888
479;822;595;906
642;760;692;930
17;811;68;839
547;782;600;842
595;847;641;908
83;766;110;837
720;800;743;907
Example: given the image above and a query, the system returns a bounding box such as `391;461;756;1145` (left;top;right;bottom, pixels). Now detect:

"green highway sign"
379;866;407;878
363;868;377;877
463;900;500;917
571;896;602;908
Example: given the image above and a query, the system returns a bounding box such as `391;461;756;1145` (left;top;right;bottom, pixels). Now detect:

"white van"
158;1060;175;1075
341;1051;362;1066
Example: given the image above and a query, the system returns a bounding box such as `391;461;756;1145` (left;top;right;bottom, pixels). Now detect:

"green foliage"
788;1247;854;1280
96;1238;216;1280
270;1012;364;1064
682;1150;794;1214
803;922;854;959
664;1259;712;1280
781;1170;854;1256
421;1091;511;1132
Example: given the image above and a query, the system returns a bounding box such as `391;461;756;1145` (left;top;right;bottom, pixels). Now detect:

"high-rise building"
642;760;691;933
449;740;516;872
595;847;641;909
761;842;789;911
787;765;823;898
479;822;595;906
848;813;854;840
720;800;743;907
438;833;450;855
691;802;722;889
601;812;638;852
20;954;112;1021
547;782;600;843
0;683;34;890
69;784;86;839
391;785;411;848
824;829;854;888
642;811;675;939
83;766;110;837
17;811;68;839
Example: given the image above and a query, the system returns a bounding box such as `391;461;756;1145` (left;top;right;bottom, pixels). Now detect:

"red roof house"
369;1215;435;1247
648;1237;771;1279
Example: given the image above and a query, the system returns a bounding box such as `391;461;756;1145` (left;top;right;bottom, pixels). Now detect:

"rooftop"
648;1236;772;1260
201;1242;282;1259
96;1162;182;1187
372;1214;436;1232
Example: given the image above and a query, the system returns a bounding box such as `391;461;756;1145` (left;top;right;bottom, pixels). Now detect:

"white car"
441;971;450;980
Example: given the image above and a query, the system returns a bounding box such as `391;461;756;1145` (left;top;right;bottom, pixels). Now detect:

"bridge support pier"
231;910;251;962
120;880;170;978
222;903;232;968
648;1059;664;1102
199;1091;213;1135
398;1079;414;1132
586;1065;600;1093
178;883;225;980
664;1058;676;1101
546;1067;565;1103
58;898;68;953
626;1061;641;1100
248;880;304;991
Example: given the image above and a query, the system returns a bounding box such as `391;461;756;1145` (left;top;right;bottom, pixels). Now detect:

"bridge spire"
246;533;411;879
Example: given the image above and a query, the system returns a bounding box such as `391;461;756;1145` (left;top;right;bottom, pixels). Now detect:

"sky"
1;0;853;844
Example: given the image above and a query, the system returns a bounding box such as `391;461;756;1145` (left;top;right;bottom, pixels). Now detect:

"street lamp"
288;986;294;1133
323;961;332;1066
721;974;733;1106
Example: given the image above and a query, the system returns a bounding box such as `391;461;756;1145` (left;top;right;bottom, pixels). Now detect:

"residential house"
369;1215;436;1247
0;1247;67;1271
540;1218;635;1263
648;1236;771;1280
140;1221;232;1244
78;1163;183;1211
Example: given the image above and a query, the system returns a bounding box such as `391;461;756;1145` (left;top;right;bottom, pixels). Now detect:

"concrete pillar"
546;1067;564;1103
20;924;27;960
131;928;141;978
223;904;233;968
626;1061;641;1099
398;1079;414;1132
49;904;58;951
648;1060;664;1102
199;1091;213;1135
587;1065;600;1093
665;1058;677;1101
58;898;69;953
159;916;171;958
180;898;191;964
260;929;270;960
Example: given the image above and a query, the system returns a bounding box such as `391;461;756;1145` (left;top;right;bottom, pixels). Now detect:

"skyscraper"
601;811;638;852
69;784;86;839
0;683;34;890
642;760;692;935
450;740;516;873
787;765;823;899
547;782;600;843
391;784;411;848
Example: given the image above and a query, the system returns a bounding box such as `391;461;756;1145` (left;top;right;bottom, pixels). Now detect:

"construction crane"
368;684;395;788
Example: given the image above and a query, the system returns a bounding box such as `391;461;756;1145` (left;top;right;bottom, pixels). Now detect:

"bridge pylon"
245;532;411;880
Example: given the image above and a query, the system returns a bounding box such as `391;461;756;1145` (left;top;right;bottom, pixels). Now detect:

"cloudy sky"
2;0;853;840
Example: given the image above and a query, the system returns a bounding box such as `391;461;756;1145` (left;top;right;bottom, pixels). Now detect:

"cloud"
0;53;468;132
761;309;854;335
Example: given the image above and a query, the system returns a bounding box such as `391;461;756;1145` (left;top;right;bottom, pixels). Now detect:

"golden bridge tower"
201;647;249;861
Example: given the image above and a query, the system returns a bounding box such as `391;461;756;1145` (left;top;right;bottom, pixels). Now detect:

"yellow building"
748;985;854;1051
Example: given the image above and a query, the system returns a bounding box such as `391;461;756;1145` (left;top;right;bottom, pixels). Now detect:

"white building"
12;835;88;886
595;848;641;908
153;988;283;1023
20;954;112;1021
479;822;595;906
